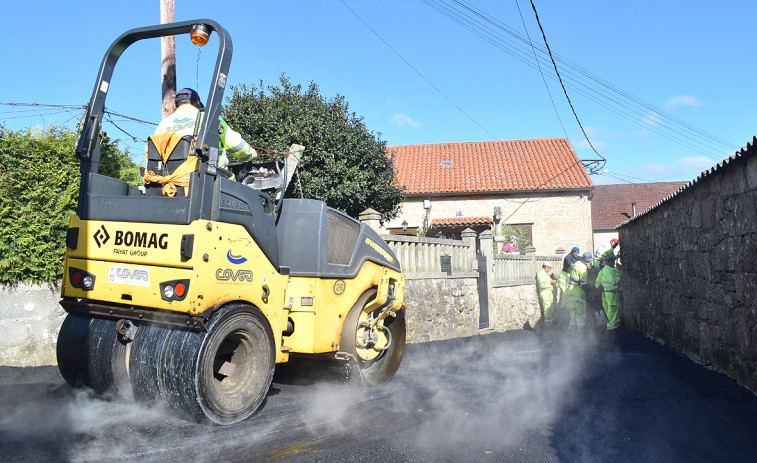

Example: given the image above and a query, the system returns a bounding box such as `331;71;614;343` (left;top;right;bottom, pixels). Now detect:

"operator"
536;262;557;328
564;250;590;331
595;256;621;330
155;88;257;168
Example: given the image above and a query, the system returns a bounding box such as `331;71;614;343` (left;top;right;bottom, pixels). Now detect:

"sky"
2;0;756;185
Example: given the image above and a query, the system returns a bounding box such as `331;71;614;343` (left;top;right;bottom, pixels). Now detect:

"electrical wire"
340;0;499;140
421;0;725;161
527;0;605;173
421;0;737;161
513;0;569;140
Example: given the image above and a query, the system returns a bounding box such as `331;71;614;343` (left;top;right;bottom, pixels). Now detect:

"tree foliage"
223;75;404;220
0;126;138;283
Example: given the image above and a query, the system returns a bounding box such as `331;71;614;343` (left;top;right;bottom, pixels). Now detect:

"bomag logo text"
114;231;169;249
216;269;253;282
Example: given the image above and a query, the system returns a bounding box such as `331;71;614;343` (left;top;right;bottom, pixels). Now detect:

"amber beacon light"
190;24;210;46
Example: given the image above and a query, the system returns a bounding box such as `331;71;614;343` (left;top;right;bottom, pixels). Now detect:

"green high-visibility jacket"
536;269;554;303
595;265;621;292
155;104;256;162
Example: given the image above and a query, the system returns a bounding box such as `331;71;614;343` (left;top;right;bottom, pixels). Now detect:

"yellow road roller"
56;19;406;425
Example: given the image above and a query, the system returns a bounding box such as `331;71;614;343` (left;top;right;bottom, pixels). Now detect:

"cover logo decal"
227;251;247;264
216;269;253;282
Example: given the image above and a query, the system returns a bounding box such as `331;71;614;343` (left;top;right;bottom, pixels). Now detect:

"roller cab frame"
57;20;406;425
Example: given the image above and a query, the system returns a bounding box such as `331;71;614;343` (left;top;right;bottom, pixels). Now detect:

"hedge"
0;126;138;284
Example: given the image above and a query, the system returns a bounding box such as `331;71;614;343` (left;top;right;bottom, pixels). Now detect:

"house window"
510;224;533;245
388;227;417;236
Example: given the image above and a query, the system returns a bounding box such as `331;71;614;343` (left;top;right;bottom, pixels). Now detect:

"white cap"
542;262;552;268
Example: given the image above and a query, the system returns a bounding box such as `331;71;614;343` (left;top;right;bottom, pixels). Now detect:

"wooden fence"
491;254;563;287
383;234;475;276
382;229;563;285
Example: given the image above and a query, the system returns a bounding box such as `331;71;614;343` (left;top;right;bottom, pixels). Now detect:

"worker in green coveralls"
565;251;591;330
595;256;621;330
536;262;557;327
556;258;572;327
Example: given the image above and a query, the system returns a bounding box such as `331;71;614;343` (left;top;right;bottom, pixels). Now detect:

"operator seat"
142;132;197;197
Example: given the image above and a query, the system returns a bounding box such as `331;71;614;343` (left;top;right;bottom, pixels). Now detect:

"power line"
513;0;569;140
527;0;605;173
340;0;499;140
446;0;737;152
420;0;737;161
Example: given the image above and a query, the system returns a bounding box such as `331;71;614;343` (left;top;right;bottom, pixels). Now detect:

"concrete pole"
461;228;477;270
160;0;176;118
359;208;382;234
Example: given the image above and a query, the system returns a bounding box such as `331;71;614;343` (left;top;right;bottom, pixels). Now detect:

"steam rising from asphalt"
0;330;606;461
405;332;600;454
300;330;605;458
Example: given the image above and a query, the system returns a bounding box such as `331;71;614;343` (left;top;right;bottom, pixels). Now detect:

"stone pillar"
461;228;477;270
524;244;536;275
555;247;566;256
479;230;494;260
359;208;382;233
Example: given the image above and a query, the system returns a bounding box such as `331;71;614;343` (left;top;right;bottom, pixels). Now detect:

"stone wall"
0;282;66;367
1;274;543;366
488;285;541;331
404;276;481;343
619;139;757;392
404;275;539;344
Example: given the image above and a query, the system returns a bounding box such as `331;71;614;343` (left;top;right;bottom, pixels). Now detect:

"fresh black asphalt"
1;328;756;462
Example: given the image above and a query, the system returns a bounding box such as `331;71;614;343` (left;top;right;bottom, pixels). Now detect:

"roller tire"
57;313;92;389
85;318;133;399
57;314;132;399
161;304;275;425
340;289;406;386
129;324;171;404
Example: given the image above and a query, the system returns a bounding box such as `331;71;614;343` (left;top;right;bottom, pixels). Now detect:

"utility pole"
160;0;176;118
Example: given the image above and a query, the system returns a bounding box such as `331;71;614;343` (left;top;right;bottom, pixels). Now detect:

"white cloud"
638;155;715;181
574;139;608;151
391;112;422;129
583;126;613;138
665;95;703;110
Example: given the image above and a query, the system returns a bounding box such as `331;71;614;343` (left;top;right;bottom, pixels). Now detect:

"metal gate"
476;255;489;329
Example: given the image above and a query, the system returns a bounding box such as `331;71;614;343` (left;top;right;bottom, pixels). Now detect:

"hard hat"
583;252;593;260
610;238;619;245
174;88;204;108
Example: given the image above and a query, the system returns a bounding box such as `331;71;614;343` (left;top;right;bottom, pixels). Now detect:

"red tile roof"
592;182;688;230
387;138;593;194
430;216;494;228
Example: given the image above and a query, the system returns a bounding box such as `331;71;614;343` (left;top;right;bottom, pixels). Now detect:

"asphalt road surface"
2;328;757;462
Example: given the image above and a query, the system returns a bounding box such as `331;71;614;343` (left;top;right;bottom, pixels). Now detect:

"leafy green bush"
223;75;404;221
0;126;138;283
